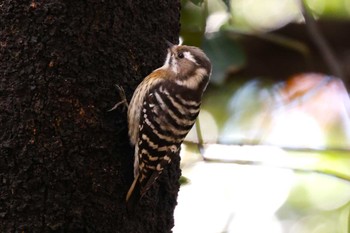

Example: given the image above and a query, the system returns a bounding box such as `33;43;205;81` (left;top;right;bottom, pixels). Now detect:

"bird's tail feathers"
125;151;176;214
126;174;141;214
140;155;173;198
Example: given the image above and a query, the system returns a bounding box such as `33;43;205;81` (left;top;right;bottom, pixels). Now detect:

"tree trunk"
0;1;180;232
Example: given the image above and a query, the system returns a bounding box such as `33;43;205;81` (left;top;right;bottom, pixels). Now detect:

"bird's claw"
108;85;129;112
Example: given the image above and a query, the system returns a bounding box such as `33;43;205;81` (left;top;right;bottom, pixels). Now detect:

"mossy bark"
0;1;180;232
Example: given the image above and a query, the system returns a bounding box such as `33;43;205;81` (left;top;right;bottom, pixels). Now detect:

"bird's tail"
125;171;162;214
125;152;176;213
126;174;141;214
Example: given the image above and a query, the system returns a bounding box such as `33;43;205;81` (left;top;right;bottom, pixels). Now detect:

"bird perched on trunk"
126;41;211;211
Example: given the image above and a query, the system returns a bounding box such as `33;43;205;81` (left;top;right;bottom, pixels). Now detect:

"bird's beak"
165;40;175;48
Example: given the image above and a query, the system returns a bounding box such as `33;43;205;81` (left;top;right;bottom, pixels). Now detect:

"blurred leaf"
180;0;208;46
188;0;205;6
179;176;190;185
207;0;229;14
305;0;350;18
221;0;230;11
202;32;245;84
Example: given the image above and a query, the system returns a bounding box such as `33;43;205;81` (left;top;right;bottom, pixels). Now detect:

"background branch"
301;0;344;79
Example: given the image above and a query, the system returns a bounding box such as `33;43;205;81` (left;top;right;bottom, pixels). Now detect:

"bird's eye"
178;52;184;59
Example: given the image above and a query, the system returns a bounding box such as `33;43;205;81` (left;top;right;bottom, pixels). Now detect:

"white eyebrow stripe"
183;51;198;64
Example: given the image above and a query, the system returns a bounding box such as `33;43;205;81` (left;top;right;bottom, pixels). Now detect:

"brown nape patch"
177;58;197;79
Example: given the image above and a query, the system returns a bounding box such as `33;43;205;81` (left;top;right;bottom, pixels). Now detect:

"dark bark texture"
0;0;180;232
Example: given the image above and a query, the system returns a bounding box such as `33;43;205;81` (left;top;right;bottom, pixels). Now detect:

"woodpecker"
126;41;211;211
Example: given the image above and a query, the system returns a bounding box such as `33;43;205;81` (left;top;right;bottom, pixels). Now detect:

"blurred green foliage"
180;0;350;84
202;33;245;84
177;1;350;233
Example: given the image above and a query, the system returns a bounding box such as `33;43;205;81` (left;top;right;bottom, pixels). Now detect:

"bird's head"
163;41;212;90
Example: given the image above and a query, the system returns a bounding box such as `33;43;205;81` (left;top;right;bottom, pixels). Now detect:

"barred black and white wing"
126;81;203;210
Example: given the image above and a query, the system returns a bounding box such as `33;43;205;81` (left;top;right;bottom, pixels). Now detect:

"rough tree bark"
0;0;180;232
